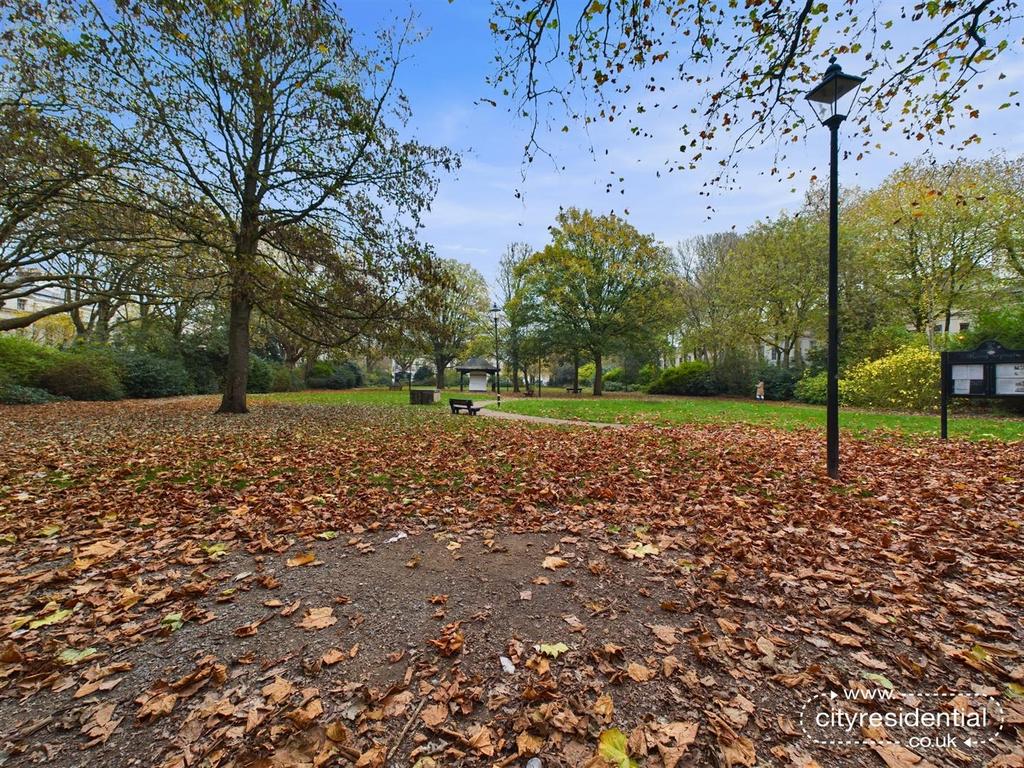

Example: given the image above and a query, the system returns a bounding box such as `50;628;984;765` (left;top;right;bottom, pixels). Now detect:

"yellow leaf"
29;608;71;629
598;728;638;768
286;551;317;567
539;642;569;658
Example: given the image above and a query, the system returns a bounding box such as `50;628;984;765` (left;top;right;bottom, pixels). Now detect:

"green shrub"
247;355;273;393
309;360;334;379
271;366;303;392
577;362;595;386
648;361;719;396
307;360;364;390
38;354;124;400
756;364;800;401
840;345;940;412
603;367;624;383
794;371;828;404
412;365;434;384
120;352;193;398
0;334;61;386
0;382;62;404
958;304;1024;350
636;363;659;386
710;350;757;395
603;380;624;392
179;335;227;395
842;324;918;369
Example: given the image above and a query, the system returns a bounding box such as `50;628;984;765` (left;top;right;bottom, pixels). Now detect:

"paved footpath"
469;401;628;429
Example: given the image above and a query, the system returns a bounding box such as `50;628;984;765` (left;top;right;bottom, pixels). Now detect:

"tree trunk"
92;302;112;344
219;110;264;414
592;350;603;396
434;355;446;390
70;304;86;337
512;361;520;393
573;350;580;392
218;277;252;414
304;350;319;382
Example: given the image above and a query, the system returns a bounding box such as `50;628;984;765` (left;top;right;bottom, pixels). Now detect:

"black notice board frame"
940;340;1024;439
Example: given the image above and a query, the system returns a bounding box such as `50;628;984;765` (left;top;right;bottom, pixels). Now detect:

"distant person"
755;380;765;401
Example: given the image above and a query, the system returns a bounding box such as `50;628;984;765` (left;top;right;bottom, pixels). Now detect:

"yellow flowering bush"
839;345;940;412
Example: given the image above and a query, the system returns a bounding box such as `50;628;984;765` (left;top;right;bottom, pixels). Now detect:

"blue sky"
347;1;1024;289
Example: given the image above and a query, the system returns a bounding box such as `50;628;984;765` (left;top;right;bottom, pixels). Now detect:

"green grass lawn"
500;393;1024;441
263;388;1024;441
264;387;469;408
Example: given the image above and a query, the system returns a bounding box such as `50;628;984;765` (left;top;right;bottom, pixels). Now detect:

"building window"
933;323;942;334
16;299;27;311
959;322;970;332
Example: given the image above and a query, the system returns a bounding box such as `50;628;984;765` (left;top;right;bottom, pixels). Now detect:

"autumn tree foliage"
0;102;162;332
9;0;455;412
518;208;679;395
496;242;534;392
408;258;491;390
849;156;1022;339
670;156;1024;374
489;1;1023;182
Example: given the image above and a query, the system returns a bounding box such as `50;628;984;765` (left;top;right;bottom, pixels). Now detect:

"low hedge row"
648;361;718;396
0;336;318;403
1;335;372;404
647;361;800;400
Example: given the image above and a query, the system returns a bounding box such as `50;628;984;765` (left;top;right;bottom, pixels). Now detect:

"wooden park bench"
449;398;482;416
565;387;582;396
388;383;404;391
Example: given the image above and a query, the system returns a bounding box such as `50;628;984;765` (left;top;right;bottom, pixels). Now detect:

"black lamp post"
805;57;864;480
489;303;501;407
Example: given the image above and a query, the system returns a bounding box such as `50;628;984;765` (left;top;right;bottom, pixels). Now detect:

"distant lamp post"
806;57;864;480
489;303;502;407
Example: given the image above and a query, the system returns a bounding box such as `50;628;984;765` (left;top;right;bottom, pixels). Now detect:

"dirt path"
473;400;628;429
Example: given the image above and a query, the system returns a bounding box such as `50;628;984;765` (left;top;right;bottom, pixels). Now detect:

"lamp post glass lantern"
805;57;864;480
489;303;501;406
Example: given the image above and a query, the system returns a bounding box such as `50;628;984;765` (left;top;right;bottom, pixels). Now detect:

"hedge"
120;352;193;398
306;360;364;390
271;366;304;392
247;355;273;393
0;334;61;386
648;361;719;396
756;364;800;401
0;382;62;405
38;354;124;401
794;371;828;404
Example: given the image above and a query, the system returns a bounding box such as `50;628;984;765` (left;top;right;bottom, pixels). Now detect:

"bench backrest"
450;398;474;406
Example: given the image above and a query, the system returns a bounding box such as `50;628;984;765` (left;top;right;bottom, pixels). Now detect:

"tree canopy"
4;0;455;411
489;1;1023;186
517;208;679;394
408;258;491;390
